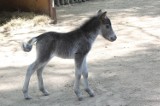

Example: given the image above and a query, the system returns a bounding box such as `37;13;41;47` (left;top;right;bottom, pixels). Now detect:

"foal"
22;10;117;101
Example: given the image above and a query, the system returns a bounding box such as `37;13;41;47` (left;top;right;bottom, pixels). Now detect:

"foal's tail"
22;37;37;52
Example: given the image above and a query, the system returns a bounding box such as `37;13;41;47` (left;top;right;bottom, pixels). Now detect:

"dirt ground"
0;0;160;106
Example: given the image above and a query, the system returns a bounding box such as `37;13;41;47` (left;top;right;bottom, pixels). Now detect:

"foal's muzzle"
110;36;117;42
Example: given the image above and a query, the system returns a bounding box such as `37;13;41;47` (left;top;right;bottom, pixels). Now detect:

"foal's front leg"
82;58;94;97
74;53;85;101
74;53;94;100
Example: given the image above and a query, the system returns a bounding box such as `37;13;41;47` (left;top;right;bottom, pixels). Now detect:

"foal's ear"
99;11;107;21
97;9;102;15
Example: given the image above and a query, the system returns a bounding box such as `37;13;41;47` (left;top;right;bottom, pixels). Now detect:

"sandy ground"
0;0;160;106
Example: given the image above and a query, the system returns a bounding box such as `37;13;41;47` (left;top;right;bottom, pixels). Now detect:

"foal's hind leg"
37;64;49;96
23;61;39;99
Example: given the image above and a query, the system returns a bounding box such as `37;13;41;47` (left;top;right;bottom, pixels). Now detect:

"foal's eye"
106;24;110;28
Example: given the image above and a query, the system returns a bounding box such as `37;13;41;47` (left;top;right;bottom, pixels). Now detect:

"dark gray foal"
22;10;117;101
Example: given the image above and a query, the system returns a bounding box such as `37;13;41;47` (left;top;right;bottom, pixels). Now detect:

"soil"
0;0;160;106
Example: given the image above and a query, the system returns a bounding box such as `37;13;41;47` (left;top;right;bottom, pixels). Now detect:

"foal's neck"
85;29;100;44
79;16;101;43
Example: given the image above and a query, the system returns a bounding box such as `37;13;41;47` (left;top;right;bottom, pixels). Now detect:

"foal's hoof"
23;92;32;100
43;92;50;96
24;96;32;100
40;89;50;96
74;90;83;101
89;93;95;97
78;96;83;101
85;88;95;97
43;91;50;96
25;97;32;100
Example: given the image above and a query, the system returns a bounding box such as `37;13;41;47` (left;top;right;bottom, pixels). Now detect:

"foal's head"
98;10;117;42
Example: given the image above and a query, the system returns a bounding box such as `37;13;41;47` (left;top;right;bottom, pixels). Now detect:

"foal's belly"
54;47;76;59
54;40;78;59
55;52;75;59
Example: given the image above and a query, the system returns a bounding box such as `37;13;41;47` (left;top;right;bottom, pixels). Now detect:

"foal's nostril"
111;36;117;41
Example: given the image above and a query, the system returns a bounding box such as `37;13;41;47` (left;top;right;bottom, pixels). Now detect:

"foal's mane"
78;15;100;33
